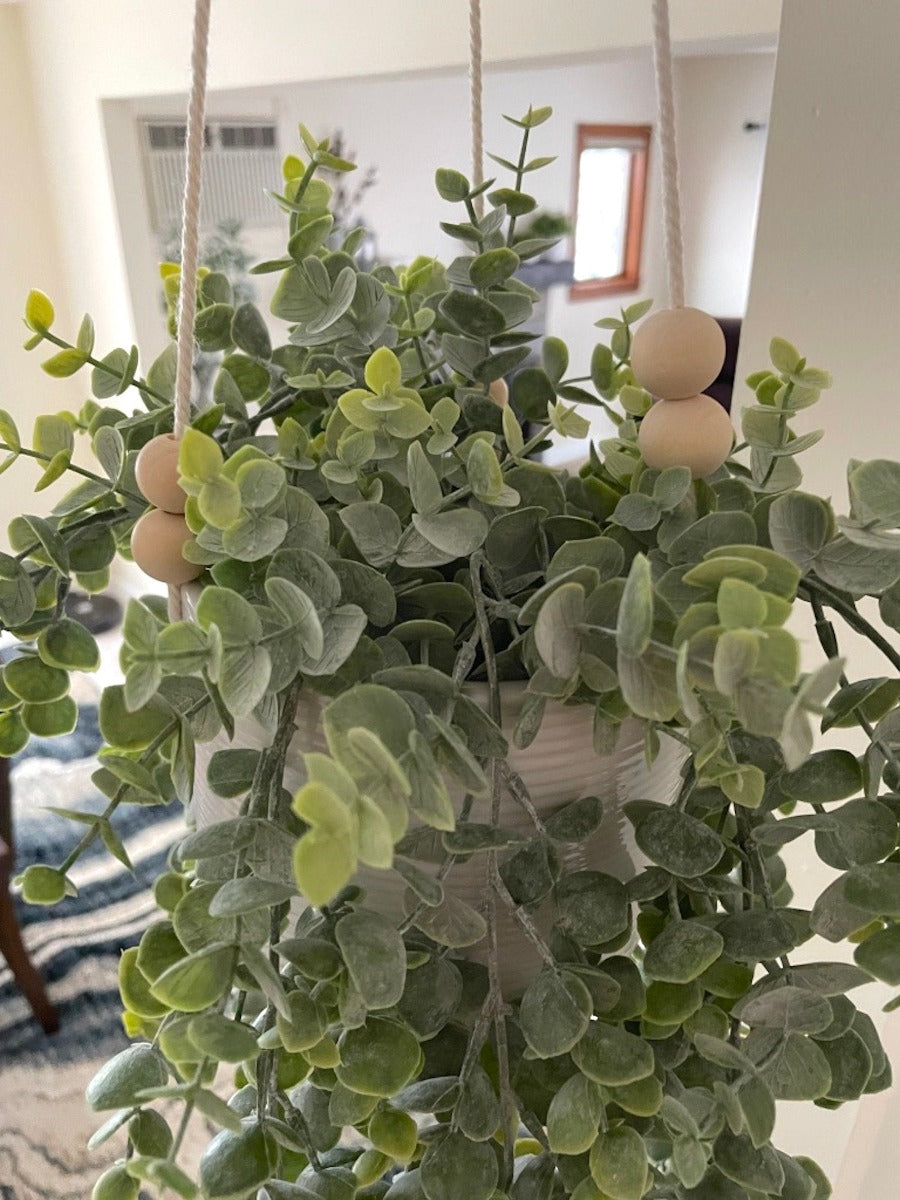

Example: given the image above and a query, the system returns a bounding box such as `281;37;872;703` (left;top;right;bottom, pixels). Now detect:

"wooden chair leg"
0;855;59;1035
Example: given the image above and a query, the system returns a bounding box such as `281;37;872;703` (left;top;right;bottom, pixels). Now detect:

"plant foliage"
8;111;900;1200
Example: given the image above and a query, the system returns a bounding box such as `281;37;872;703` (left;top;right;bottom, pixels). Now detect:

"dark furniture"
0;756;59;1033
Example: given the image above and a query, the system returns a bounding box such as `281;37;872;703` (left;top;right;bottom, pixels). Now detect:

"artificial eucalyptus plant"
6;108;900;1200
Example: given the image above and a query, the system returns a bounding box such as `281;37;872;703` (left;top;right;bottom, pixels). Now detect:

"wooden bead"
130;509;202;585
135;433;186;513
630;307;726;399
638;394;734;479
489;378;509;407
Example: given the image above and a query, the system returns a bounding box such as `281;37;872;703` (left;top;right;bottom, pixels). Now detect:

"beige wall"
0;4;81;528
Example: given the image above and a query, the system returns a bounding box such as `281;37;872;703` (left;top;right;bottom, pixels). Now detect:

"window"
571;124;651;299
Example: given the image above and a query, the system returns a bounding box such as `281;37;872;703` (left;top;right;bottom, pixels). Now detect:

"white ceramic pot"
184;595;684;995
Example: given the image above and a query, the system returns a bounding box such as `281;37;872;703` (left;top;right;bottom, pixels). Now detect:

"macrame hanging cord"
649;0;685;308
469;0;485;217
168;0;213;621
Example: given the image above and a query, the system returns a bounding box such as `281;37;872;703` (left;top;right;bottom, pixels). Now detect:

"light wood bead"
130;509;202;585
135;433;186;514
630;307;726;399
638;394;734;479
489;378;509;407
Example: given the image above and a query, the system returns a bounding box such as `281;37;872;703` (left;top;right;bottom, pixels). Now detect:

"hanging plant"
8;106;900;1200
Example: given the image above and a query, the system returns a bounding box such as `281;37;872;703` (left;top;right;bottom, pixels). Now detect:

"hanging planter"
183;576;686;996
6;1;900;1198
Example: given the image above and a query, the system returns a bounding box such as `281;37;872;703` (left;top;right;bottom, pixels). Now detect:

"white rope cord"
169;0;212;621
650;0;685;308
469;0;485;218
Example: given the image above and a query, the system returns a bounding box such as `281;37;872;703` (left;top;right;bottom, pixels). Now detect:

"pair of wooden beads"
130;434;201;586
633;307;734;479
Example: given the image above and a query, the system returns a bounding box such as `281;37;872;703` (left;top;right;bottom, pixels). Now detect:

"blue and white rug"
0;709;191;1199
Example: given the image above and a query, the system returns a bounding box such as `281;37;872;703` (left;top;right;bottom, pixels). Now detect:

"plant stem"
800;579;900;675
0;442;145;506
806;590;900;779
38;330;170;406
403;293;435;385
470;551;516;1188
506;125;532;249
57;697;208;875
168;1056;211;1161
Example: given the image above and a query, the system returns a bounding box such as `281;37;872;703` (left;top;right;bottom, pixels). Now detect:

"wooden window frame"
570;123;651;300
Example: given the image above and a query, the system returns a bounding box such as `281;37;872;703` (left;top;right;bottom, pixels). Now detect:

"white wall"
17;0;780;358
113;49;775;406
676;52;775;316
741;3;900;1192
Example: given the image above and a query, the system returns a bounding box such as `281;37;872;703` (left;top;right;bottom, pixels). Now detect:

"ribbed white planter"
185;594;684;994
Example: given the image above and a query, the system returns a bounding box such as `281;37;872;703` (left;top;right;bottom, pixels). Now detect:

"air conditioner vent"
141;119;281;232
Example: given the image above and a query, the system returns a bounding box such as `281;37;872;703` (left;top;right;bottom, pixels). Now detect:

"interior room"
1;3;898;1198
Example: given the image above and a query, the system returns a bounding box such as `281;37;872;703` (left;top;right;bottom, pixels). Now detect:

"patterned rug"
0;709;190;1199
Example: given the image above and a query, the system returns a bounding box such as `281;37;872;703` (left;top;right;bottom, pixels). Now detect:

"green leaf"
407;442;443;515
520;968;592;1057
589;1126;648;1200
780;750;862;804
85;1043;168;1111
41;348;87;378
408;509;488;562
714;1130;785;1195
293;827;356;907
4;656;69;704
454;1064;501;1142
849;459;900;526
421;1131;498;1200
22;695;78;737
718;910;799;962
33;414;74;459
434;168;471;202
754;1032;832;1101
340;503;402;568
734;986;833;1035
617;554;653;657
199;1126;273;1200
854;924;900;984
549;1075;607;1156
440;291;506;338
547;1072;604;1155
409;889;486;948
488;187;537;217
769;493;831;570
336;1017;421;1097
644;921;724;983
335;910;406;1011
572;1021;655;1085
844;863;900;915
230;303;272;359
635;809;724;877
25;289;54;332
150;943;235;1012
208;876;296;917
37;619;99;671
0;554;36;626
534;580;584;679
556;870;629;946
471;247;519;289
770;337;801;373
